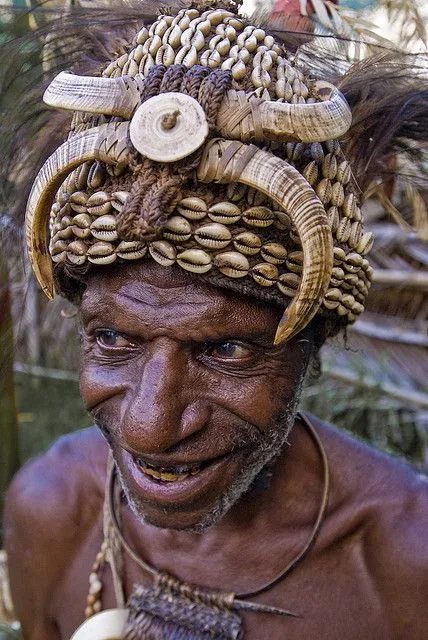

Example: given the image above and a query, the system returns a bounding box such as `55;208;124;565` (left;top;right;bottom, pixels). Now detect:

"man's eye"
96;330;132;349
209;341;252;360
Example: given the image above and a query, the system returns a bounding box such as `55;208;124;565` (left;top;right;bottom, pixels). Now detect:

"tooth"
160;471;189;482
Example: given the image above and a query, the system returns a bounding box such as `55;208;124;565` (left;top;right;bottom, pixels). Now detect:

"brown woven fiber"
124;579;243;640
116;64;232;241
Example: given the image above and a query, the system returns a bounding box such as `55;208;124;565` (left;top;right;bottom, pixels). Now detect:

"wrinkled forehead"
80;259;284;339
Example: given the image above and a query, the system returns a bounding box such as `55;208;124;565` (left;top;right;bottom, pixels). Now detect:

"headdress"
10;0;427;346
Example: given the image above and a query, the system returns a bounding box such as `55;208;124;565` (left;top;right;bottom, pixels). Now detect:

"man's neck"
120;414;326;592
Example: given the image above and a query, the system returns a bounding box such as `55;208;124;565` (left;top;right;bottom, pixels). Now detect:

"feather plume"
338;52;428;193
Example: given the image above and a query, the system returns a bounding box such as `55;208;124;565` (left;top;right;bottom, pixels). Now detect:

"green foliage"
15;373;90;462
0;623;22;640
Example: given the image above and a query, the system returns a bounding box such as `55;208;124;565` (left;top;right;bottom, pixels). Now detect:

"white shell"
130;93;209;163
116;241;147;260
233;231;262;255
149;240;176;266
90;215;118;241
251;262;279;286
163;215;192;242
208;202;241;225
242;206;274;228
177;249;212;273
260;242;287;264
177;197;208;221
70;609;127;640
194;223;232;249
214;251;249;278
87;242;116;265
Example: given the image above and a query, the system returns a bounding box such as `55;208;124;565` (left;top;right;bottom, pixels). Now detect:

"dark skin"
5;262;428;639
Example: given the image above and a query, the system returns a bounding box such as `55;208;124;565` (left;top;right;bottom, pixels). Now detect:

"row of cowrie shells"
51;239;148;265
102;7;307;95
323;287;365;320
276;59;309;102
104;9;239;77
303;154;350;187
50;234;367;322
50;191;129;238
50;210;291;265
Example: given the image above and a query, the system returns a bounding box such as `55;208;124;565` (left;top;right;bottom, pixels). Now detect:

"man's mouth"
134;457;206;483
123;447;249;513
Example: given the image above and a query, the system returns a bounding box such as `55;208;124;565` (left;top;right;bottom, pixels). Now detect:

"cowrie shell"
343;193;357;219
149;240;176;266
87;242;117;265
356;231;373;255
87;191;110;207
167;25;182;48
194;223;231;249
233;231;262;255
336;217;351;243
333;247;346;262
286;251;304;274
116;241;147;261
163;216;192;242
251;262;279;286
137;27;149;45
277;273;300;296
260;242;287;265
200;49;221;68
112;191;129;211
66;240;87;265
302;161;319;186
316;178;332;204
90;215;118;242
322;153;338;180
177;249;212;274
331;182;345;207
208;202;241;225
214;251;249;278
177;197;208;221
337;161;351;184
242;206;274;228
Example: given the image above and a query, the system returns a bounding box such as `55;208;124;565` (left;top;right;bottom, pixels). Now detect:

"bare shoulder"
311;412;428;534
309;414;428;633
4;427;108;634
5;426;108;540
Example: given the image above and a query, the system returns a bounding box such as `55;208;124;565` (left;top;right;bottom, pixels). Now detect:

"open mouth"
134;457;211;483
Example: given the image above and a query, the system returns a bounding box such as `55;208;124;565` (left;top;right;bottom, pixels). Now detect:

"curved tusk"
197;139;333;343
26;122;132;299
44;73;351;144
43;72;141;119
216;82;352;143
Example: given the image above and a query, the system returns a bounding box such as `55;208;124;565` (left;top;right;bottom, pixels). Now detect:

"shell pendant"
70;609;127;640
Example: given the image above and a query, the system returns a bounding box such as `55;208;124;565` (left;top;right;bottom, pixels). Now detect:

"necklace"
72;413;330;640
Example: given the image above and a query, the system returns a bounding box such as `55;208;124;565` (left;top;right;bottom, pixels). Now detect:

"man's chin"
116;444;286;533
111;403;298;531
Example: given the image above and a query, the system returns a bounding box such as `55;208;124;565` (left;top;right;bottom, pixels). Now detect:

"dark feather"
338;53;428;193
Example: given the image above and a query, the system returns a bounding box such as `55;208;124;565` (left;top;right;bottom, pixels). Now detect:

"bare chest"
55;527;391;640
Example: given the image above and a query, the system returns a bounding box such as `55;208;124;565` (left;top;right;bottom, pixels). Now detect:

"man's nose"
121;338;209;453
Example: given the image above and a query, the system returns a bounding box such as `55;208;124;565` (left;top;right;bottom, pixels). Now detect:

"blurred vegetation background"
0;0;427;541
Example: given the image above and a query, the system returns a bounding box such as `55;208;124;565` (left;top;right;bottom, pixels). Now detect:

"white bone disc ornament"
129;92;209;162
70;608;127;640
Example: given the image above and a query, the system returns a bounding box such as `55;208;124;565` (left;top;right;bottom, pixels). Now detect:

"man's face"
79;261;315;531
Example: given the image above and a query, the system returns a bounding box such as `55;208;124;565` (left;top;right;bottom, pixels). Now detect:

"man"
3;1;428;638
